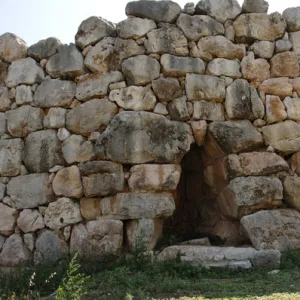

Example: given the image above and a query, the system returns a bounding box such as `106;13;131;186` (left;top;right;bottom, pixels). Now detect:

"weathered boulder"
0;203;17;236
7;173;54;209
96;111;194;164
265;95;287;124
122;55;160;86
167;96;190;121
145;27;188;56
227;152;289;177
6;105;44;137
76;71;124;101
46;44;85;78
80;198;102;220
75;16;116;49
109;86;156;110
34;79;76;107
193;101;224;121
249;41;274;59
0;33;27;63
262;121;300;154
195;0;242;23
0;87;11;111
62;135;95;164
44;197;82;230
52;166;83;198
126;218;163;251
190;120;207;146
289;31;300;55
206;58;241;78
270;52;299;78
197;36;246;60
152;77;182;102
23;130;64;173
0;61;8;86
283;7;300;32
289;152;300;176
5;57;45;88
117;17;156;39
100;192;175;219
275;39;292;53
84;38;145;73
242;0;269;13
125;1;181;23
15;85;33;105
177;14;224;41
259;78;293;98
0;234;31;267
28;37;61;61
44;107;66;129
241;209;300;251
80;161;124;197
70;220;123;258
234;13;286;43
17;209;44;233
160;54;205;77
128;164;181;192
217;176;283;219
0;139;24;176
0;113;6;137
66;98;118;136
34;229;68;264
284;97;300;121
284;175;300;211
185;74;225;102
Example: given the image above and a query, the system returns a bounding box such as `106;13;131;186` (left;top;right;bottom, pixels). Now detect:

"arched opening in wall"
163;144;250;247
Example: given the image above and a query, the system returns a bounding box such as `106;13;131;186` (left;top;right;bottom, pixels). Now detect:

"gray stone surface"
0;113;7;136
152;77;182;102
249;41;274;59
0;33;27;63
43;107;66;129
167;96;190;121
283;7;300;32
207;58;241;78
17;209;44;233
15;85;33;105
0;203;17;236
242;0;269;13
193;101;224;121
28;37;62;61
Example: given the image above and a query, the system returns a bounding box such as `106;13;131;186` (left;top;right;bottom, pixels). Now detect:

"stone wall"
1;0;300;267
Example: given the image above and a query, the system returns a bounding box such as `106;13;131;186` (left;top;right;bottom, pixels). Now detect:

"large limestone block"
206;58;241;78
70;220;123;258
128;164;181;192
145;27;188;56
167;96;190;121
193;101;224;121
242;0;268;13
284;97;300;121
0;33;27;63
234;13;286;43
197;36;246;60
5;58;45;88
109;86;156;111
227;152;289;177
6;105;44;137
79;161;124;197
241;209;300;251
96;111;194;164
0;139;23;176
283;7;300;32
217;176;283;219
0;234;31;267
80;198;102;220
52;166;83;198
66;98;117;136
195;0;242;23
205;120;263;157
44;197;82;230
17;209;44;233
160;54;205;77
125;1;181;23
117;17;156;39
62;135;95;164
23;130;64;173
75;16;116;49
284;175;300;211
43;107;66;129
265;95;287;124
250;41;274;59
34;79;76;107
262;121;300;154
84;37;145;73
259;77;293;98
7;173;54;209
0;203;17;236
100;192;175;219
76;71;124;101
46;44;85;79
177;14;224;41
15;85;33;105
34;229;68;264
270;52;300;78
27;37;61;61
126;218;163;251
185;74;225;102
122;55;160;86
152;77;182;102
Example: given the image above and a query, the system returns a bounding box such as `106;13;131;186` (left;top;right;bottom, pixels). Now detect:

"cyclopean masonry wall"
1;0;300;269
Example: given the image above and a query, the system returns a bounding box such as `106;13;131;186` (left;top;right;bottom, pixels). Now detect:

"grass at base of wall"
0;249;300;299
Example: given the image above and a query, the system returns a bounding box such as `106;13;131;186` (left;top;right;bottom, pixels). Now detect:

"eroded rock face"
284;175;300;211
242;0;269;13
259;77;293;98
17;209;44;233
193;101;224;121
28;37;61;61
284;97;300;121
96;111;194;164
152;77;182;102
265;95;287;124
0;33;27;63
207;58;241;78
270;52;300;78
241;209;300;251
0;203;17;236
283;7;300;32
